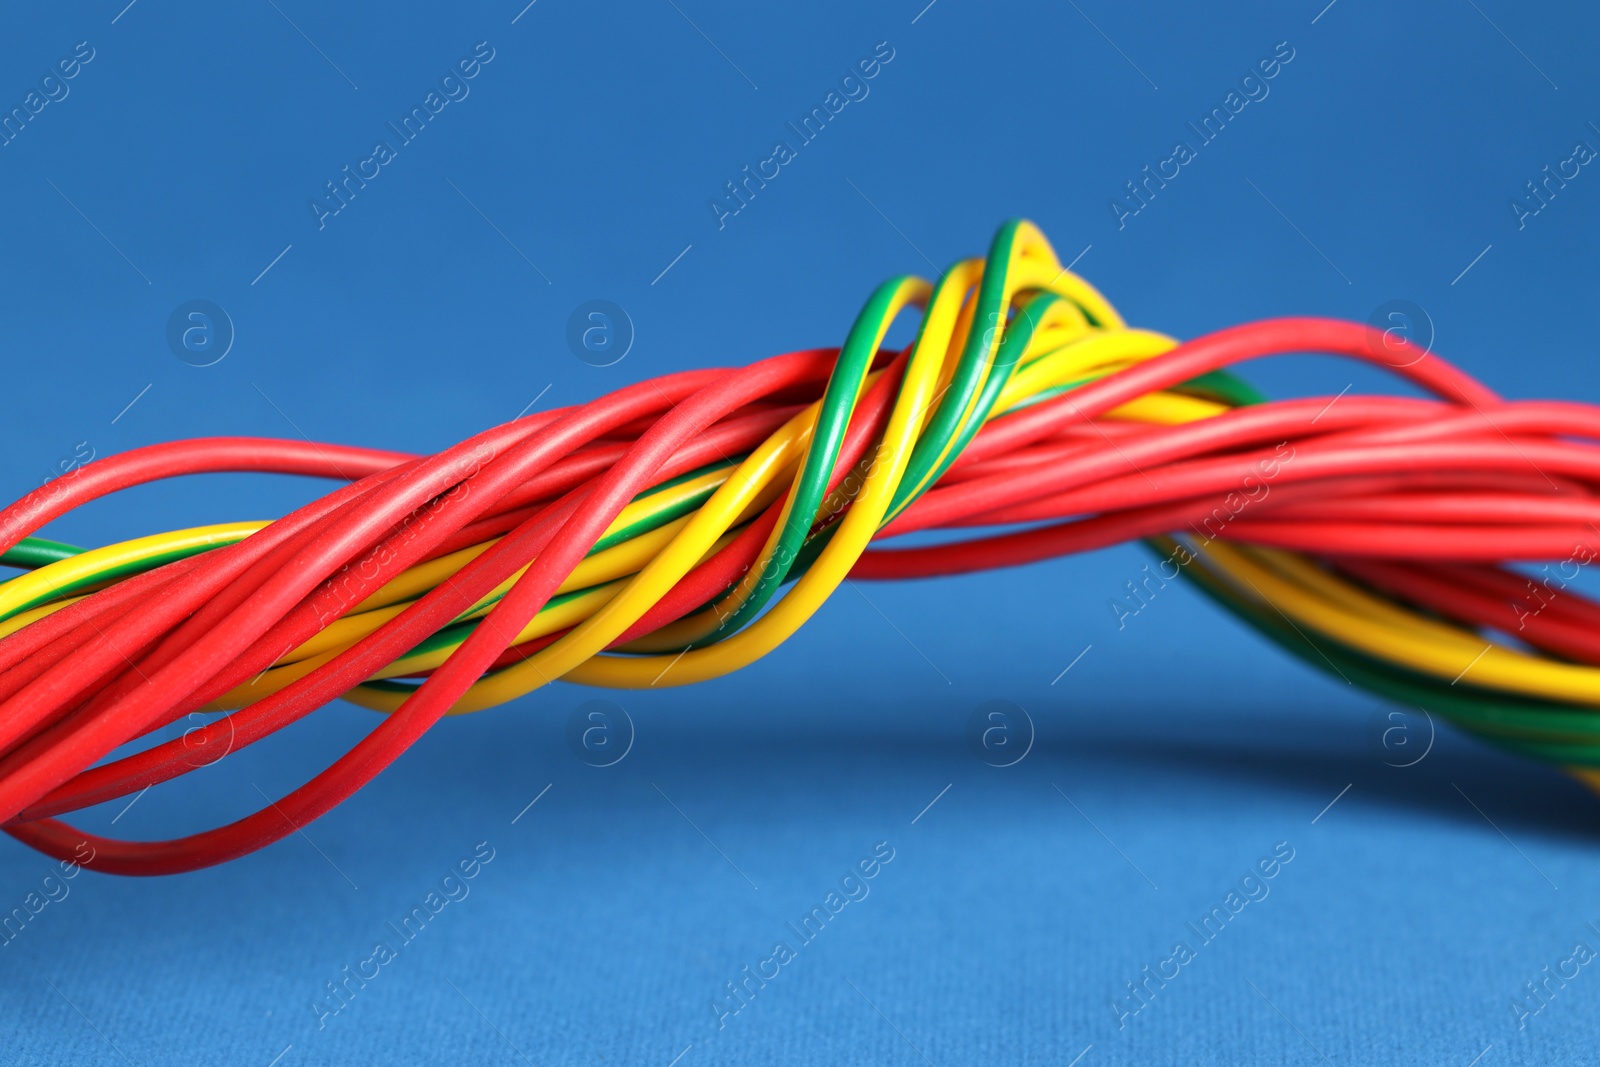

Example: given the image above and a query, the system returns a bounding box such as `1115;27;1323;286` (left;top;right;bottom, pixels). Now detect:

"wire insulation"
4;219;1598;874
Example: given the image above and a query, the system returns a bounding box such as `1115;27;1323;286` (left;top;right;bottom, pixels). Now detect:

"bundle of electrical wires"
2;219;1598;875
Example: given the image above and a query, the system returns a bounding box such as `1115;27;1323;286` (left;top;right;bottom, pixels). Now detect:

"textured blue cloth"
2;1;1600;1063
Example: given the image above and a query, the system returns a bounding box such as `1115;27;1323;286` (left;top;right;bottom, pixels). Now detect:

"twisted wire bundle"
3;219;1600;875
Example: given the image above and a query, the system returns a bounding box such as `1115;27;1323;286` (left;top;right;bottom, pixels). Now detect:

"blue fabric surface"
2;1;1600;1063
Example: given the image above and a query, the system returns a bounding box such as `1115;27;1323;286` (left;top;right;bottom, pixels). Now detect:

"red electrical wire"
3;318;1600;874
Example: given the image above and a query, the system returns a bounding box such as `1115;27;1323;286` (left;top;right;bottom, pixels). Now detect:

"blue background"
1;1;1598;1063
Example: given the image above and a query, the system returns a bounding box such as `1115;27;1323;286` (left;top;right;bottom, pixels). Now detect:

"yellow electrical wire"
17;219;1598;729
